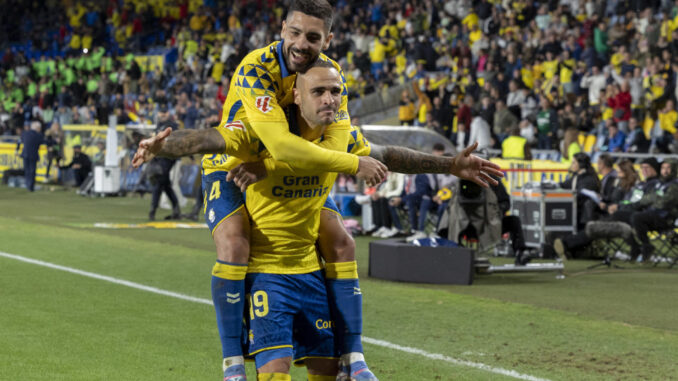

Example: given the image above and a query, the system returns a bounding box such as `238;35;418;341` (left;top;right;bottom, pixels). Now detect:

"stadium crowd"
4;0;678;240
0;0;677;158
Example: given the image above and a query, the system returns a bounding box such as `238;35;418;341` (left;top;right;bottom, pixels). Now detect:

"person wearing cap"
63;144;92;187
627;160;678;261
604;157;662;226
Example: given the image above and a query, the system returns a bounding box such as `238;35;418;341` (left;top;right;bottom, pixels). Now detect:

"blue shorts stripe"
322;196;340;214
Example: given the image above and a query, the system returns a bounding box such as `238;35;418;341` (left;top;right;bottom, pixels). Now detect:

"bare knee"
318;211;356;263
257;356;291;374
305;358;338;376
333;232;356;262
213;211;250;264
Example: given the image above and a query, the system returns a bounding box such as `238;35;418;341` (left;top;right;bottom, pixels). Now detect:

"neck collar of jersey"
276;40;292;78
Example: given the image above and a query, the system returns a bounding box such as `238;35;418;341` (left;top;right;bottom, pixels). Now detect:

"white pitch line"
1;251;551;381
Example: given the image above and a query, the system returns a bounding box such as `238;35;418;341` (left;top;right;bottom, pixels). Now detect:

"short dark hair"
297;59;337;76
287;0;334;32
433;143;445;152
598;153;613;169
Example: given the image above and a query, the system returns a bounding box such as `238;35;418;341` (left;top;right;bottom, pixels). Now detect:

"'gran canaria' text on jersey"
272;175;329;198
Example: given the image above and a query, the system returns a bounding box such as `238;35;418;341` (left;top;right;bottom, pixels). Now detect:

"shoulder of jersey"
241;41;280;68
318;53;342;71
233;42;281;92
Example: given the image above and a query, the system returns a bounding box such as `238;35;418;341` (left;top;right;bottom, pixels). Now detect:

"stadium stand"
2;0;678;154
3;0;678;261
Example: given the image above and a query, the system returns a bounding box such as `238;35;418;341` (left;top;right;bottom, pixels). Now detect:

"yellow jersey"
203;40;358;176
210;113;371;274
246;121;370;274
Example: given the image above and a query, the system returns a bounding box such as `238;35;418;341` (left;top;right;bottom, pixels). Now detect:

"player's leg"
305;358;338;381
247;273;297;381
256;356;292;381
204;171;251;380
291;270;340;381
317;198;378;380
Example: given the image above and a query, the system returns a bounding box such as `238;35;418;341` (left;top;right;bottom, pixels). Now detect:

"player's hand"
226;161;268;192
132;127;172;168
356;156;387;187
451;142;503;188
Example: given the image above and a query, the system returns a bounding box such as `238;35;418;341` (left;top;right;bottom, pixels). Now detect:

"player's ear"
322;32;334;50
281;20;287;37
293;87;301;106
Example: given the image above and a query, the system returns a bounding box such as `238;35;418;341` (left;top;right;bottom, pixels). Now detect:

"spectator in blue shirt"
624;117;649;153
604;123;626;152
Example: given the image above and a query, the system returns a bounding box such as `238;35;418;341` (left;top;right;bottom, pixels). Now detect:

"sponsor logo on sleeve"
255;96;273;113
222;120;246;132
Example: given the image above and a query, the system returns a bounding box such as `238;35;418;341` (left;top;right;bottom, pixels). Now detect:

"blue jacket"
402;174;435;202
606;130;626;152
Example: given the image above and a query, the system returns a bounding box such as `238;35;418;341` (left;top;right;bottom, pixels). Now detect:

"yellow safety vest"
502;135;526;159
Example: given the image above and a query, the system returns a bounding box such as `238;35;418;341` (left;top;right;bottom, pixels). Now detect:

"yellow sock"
307;374;336;381
325;261;358;279
257;373;291;381
212;261;247;280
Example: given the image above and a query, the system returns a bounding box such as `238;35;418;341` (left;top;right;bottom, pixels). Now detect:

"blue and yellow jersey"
203;40;358;176
245;123;371;274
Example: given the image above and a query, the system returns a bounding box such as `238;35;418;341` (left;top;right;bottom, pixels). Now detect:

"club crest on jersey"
255;96;273;113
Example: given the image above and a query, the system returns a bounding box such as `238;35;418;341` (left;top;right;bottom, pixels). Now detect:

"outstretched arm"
369;142;503;187
368;144;451;174
132;128;225;167
228;141;504;190
158;128;225;158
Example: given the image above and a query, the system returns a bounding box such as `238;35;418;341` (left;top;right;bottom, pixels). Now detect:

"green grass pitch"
1;186;677;380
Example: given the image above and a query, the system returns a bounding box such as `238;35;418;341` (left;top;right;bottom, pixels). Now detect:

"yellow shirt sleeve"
263;124;371;175
235;63;359;174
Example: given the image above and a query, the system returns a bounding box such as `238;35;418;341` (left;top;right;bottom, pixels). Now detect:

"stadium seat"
578;133;586;146
642;118;655;140
648;221;678;268
585;221;633;267
583;134;597;154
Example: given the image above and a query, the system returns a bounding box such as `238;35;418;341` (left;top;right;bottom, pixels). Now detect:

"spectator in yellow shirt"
370;36;388;80
398;91;416;126
657;99;678;151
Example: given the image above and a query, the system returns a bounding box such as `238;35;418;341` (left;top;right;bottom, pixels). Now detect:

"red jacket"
457;104;472;131
608;91;631;122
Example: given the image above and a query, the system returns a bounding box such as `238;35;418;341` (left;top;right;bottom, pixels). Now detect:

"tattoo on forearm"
371;145;452;174
159;129;226;158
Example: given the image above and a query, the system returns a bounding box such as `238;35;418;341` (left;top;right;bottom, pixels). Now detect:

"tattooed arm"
226;142;505;190
132;128;225;167
368;144;452;174
157;129;225;158
369;142;504;187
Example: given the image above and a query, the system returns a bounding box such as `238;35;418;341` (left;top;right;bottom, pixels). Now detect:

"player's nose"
294;35;309;51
